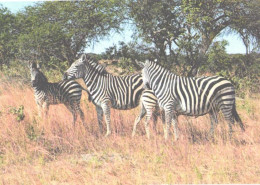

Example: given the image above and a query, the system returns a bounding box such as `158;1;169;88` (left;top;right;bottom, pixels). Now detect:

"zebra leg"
72;110;77;128
144;109;153;139
79;109;87;129
77;104;87;130
227;119;234;139
66;104;77;128
171;114;179;141
144;104;159;139
132;103;146;137
37;103;42;117
42;102;49;119
232;105;245;132
221;107;234;139
152;106;159;134
209;110;218;137
95;106;104;133
164;108;173;140
161;109;165;125
101;102;111;137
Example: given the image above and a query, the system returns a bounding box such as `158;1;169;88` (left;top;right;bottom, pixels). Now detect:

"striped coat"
140;60;245;140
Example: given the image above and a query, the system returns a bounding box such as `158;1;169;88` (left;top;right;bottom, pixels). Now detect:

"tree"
16;1;126;65
127;0;260;76
128;0;185;67
230;0;260;54
0;5;17;66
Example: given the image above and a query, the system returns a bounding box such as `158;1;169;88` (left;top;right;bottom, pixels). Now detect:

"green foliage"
0;5;17;65
15;1;125;66
230;0;260;53
117;57;136;74
1;60;30;83
203;44;260;97
229;53;260;97
128;0;260;76
9;105;25;122
205;40;230;73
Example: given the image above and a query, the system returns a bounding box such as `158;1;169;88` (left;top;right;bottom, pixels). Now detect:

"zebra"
63;54;160;138
139;59;245;140
29;61;87;129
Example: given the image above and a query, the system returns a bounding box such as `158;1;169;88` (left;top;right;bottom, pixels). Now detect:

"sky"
1;1;246;54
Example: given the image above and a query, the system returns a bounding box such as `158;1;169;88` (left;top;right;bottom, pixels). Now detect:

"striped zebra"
139;59;245;140
63;54;159;138
29;62;87;128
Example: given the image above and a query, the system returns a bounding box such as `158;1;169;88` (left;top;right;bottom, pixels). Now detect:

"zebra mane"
145;59;161;69
81;54;107;75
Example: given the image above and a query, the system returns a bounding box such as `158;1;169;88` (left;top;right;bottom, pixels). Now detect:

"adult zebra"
63;54;159;137
30;62;87;128
139;59;245;140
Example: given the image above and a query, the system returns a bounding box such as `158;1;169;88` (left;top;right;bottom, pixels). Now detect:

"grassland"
0;76;260;184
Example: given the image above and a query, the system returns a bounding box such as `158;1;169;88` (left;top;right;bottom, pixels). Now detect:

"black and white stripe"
30;62;87;128
141;60;245;140
64;54;159;137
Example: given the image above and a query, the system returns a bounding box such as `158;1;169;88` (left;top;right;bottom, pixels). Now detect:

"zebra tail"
232;104;245;132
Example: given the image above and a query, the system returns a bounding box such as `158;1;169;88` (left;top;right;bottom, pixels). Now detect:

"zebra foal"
63;54;160;138
139;59;245;140
29;61;87;128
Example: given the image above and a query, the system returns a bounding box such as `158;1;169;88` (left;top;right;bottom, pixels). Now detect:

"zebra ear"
27;61;32;69
135;60;145;68
36;63;41;69
81;54;87;62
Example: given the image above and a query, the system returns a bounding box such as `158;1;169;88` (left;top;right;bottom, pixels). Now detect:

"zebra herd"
30;54;245;140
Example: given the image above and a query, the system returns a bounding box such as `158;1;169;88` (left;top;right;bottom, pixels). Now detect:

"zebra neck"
32;82;47;91
33;85;46;92
83;71;108;94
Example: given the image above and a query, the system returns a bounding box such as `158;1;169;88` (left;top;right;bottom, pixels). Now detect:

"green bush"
9;105;25;122
0;58;68;83
0;60;30;84
117;57;136;74
202;41;260;98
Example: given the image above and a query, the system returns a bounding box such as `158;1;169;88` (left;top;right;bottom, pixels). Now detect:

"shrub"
9;105;25;122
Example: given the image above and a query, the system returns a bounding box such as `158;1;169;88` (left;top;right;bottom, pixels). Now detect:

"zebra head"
141;59;154;90
64;54;87;80
29;61;48;87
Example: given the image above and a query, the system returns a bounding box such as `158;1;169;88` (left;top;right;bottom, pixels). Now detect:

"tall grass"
0;76;260;184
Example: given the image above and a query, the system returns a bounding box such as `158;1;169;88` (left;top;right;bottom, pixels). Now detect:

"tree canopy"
0;5;17;65
14;1;125;65
0;0;259;74
127;0;260;76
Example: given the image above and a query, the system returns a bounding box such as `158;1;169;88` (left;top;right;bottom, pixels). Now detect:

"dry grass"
0;76;260;184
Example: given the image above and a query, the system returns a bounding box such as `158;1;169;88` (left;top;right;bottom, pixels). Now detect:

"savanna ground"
0;75;260;184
